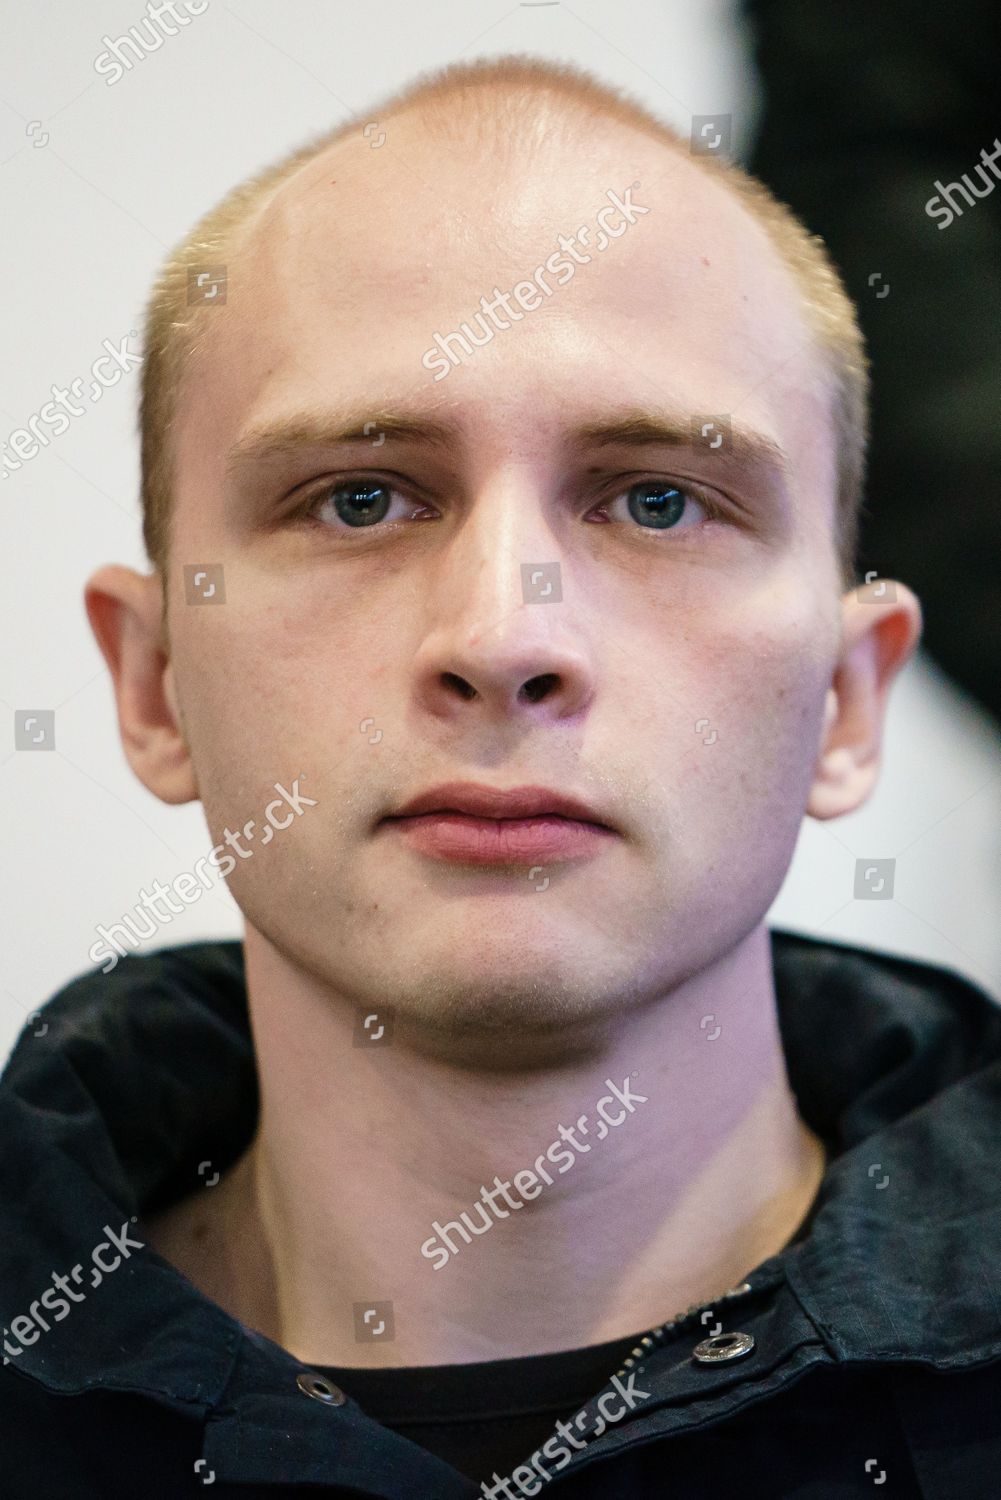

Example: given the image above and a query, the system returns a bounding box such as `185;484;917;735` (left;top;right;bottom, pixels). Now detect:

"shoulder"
0;1363;204;1496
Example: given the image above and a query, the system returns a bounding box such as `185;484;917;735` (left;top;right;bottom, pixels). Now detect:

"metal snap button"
692;1330;755;1364
297;1371;347;1404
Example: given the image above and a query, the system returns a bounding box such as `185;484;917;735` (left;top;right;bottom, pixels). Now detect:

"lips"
380;782;617;866
385;782;612;827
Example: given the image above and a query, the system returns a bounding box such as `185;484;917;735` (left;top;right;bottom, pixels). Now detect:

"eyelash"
289;474;727;534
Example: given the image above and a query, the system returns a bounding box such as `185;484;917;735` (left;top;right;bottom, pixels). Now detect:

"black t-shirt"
315;1185;826;1483
315;1325;646;1482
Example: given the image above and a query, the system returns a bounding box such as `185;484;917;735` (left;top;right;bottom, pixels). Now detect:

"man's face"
164;114;844;1040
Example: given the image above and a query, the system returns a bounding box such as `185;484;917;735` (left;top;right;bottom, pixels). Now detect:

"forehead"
174;112;831;508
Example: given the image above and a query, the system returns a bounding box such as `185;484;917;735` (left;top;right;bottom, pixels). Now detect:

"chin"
377;962;638;1064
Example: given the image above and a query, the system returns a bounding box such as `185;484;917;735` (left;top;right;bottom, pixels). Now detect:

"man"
3;53;1000;1499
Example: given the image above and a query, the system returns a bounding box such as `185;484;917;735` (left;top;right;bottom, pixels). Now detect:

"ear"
807;581;923;820
84;564;198;805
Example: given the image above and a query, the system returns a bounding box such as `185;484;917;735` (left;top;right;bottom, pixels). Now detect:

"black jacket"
4;929;1001;1497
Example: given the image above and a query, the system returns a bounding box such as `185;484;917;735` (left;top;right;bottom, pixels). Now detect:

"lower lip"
381;813;616;865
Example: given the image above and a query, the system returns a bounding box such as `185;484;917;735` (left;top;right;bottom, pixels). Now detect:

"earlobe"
84;565;198;805
806;582;923;822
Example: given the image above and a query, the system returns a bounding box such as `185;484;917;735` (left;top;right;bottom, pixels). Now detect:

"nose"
410;481;596;725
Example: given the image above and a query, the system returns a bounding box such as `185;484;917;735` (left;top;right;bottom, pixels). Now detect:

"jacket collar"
771;932;1001;1367
4;928;1001;1412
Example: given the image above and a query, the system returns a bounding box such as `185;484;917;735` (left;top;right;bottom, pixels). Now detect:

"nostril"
520;674;559;703
442;672;477;700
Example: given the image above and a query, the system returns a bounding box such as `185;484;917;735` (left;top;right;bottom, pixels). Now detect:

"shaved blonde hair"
140;54;867;586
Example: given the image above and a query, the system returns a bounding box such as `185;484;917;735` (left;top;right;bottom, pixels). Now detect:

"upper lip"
384;782;614;828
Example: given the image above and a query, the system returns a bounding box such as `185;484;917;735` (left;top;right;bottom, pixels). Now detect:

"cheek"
671;590;838;838
168;588;395;842
168;603;318;822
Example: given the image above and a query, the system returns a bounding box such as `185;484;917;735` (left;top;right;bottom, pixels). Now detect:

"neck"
145;921;826;1367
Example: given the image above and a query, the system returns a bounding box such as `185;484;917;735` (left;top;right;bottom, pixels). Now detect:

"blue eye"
324;480;393;527
296;476;715;536
624;481;705;529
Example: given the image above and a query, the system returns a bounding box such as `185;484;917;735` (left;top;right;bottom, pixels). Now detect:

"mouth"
378;782;618;866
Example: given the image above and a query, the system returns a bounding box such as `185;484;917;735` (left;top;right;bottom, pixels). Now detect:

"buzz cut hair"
139;54;868;588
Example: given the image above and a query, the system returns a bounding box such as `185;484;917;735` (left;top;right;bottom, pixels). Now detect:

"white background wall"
4;0;1000;1065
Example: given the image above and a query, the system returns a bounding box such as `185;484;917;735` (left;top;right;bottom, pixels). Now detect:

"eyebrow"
223;406;788;483
224;411;456;480
574;412;788;480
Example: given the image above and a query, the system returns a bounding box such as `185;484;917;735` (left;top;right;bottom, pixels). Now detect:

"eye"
602;480;714;531
300;478;426;530
292;475;719;535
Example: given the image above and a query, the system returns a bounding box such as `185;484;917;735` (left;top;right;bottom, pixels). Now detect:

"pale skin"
85;101;921;1368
